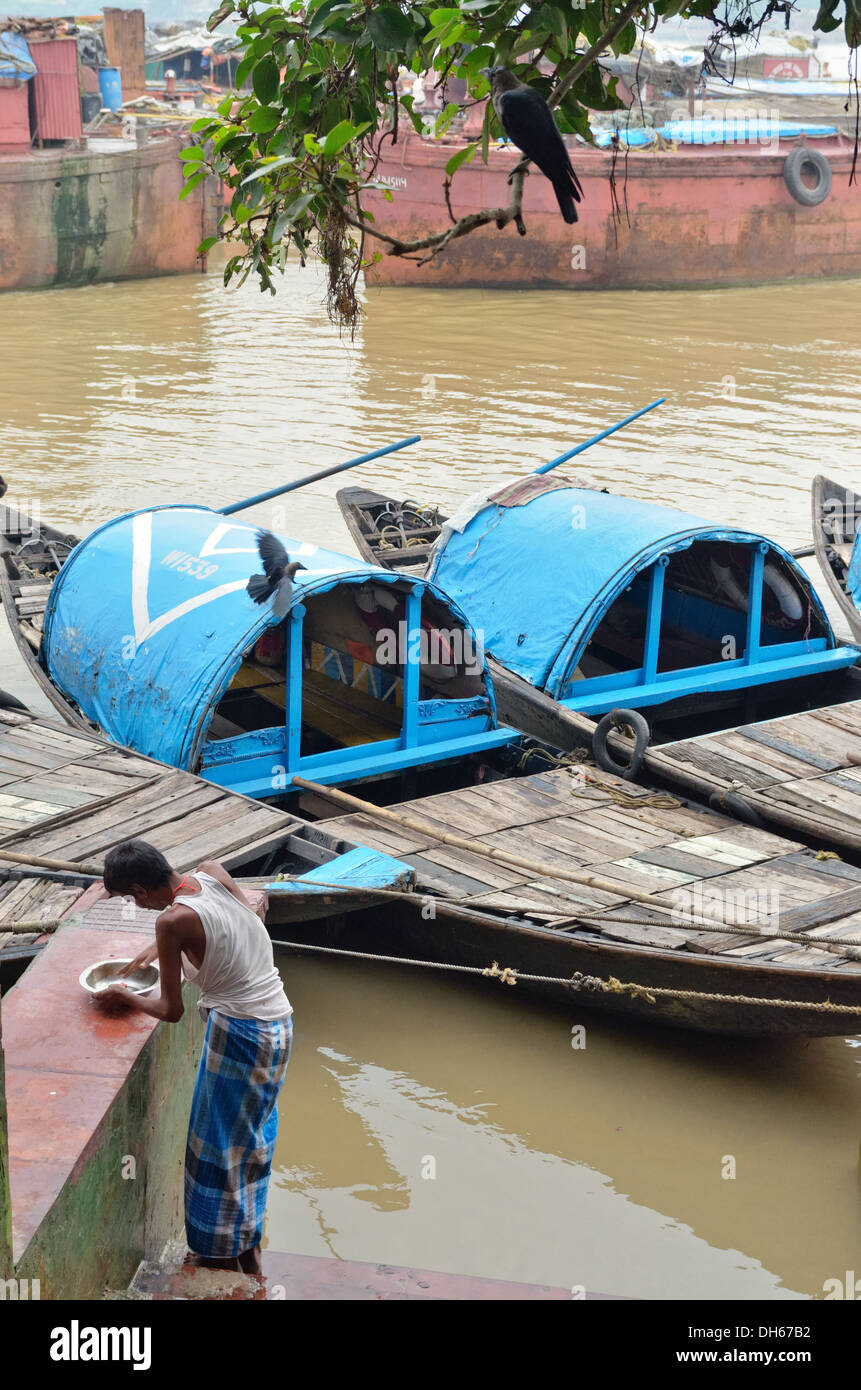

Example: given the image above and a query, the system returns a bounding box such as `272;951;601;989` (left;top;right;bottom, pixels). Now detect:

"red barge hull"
0;134;212;293
364;133;861;290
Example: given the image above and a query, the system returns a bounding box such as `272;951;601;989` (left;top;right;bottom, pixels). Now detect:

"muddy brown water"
1;264;859;1297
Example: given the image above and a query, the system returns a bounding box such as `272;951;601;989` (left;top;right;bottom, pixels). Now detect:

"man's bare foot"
237;1245;262;1276
190;1253;241;1272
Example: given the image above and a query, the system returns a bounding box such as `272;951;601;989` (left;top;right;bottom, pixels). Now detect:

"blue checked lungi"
185;1009;292;1258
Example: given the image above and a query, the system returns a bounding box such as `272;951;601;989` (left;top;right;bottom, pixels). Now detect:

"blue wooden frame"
559;542;860;715
200;584;515;798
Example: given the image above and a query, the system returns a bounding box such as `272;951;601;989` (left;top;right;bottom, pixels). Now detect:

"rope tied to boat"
513;744;680;810
482;960;519;985
272;938;861;1014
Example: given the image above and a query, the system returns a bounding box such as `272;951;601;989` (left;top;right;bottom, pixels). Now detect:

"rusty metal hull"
364;133;861;290
0;135;211;292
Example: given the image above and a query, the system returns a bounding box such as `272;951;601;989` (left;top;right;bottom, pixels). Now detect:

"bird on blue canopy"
481;66;583;224
247;530;306;618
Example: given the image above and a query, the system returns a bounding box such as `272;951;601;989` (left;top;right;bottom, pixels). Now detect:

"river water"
1;263;859;1298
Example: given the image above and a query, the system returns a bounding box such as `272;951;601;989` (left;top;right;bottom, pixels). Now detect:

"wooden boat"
274;766;861;1038
338;482;861;731
5;499;861;1035
811;473;861;642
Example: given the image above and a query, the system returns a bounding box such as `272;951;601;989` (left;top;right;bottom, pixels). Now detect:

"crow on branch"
482;66;583;224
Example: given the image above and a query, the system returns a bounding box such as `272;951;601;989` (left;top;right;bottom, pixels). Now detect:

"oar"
218;435;421;516
534;398;665;476
791;544;815;559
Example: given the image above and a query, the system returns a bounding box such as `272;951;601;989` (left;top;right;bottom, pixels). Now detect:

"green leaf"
304;133;323;155
813;0;842;30
445;141;478;176
179;144;206;161
309;0;355;38
207;0;235;32
247;106;281;133
367;5;415;49
198;236;219;254
322;118;371;156
252;55;281;105
180;168;208;200
240;154;298;186
271;191;317;241
846;0;861;44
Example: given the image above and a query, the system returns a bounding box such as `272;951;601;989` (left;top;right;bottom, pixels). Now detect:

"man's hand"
126;941;159;973
93;981;137;1011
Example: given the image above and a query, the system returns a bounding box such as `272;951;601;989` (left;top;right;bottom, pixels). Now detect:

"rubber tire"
708;790;764;829
0;687;28;713
783;147;831;207
592;708;650;781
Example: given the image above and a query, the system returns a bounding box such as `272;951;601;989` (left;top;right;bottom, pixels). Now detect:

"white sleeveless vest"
175;871;292;1021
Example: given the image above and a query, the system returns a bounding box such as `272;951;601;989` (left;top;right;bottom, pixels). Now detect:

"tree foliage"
188;0;861;326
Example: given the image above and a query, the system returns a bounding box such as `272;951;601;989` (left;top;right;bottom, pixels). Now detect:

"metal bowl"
79;958;159;997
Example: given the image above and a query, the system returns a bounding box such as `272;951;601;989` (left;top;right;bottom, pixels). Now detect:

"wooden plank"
738;725;839;771
416;846;526;890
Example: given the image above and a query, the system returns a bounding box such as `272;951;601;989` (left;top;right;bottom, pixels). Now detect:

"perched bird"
247;530;306;618
482;66;583;224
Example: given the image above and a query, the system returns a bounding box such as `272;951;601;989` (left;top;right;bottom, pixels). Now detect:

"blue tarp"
0;33;36;81
426;487;834;699
42;505;484;770
847;530;861;610
591;119;837;148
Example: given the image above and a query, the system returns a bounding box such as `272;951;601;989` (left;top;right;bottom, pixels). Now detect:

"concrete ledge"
4;901;200;1297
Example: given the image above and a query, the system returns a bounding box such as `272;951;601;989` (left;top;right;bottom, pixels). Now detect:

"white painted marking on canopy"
131;513;249;646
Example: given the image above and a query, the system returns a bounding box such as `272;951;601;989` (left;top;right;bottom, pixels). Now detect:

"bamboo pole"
291;776;717;919
0;847;103;876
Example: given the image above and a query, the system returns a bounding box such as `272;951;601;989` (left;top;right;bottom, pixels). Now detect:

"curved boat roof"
42;505;487;769
427;485;835;697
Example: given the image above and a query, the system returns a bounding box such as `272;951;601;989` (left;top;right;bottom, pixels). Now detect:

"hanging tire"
592;708;650;780
0;687;29;713
708;789;764;828
783;147;831;207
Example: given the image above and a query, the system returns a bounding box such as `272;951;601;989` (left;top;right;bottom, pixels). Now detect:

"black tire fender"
708;789;764;828
0;687;29;713
592;707;650;780
783;146;831;207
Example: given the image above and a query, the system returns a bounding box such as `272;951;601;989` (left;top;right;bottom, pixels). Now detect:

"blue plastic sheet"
0;33;36;81
42;505;478;769
427;487;832;698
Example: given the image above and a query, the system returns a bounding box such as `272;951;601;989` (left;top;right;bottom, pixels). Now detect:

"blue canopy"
848;530;861;610
42;505;494;773
427;486;837;699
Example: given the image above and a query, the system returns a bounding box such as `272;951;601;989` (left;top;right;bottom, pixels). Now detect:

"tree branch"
343;165;529;264
551;0;643;108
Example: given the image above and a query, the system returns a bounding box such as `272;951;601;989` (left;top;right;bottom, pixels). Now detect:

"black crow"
482;66;583;224
247;530;306;617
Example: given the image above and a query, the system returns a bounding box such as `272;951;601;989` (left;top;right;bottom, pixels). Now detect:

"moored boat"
363;128;861;291
811;472;861;642
5;491;861;1035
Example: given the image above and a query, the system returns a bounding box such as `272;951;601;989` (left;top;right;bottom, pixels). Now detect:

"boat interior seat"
301;668;402;747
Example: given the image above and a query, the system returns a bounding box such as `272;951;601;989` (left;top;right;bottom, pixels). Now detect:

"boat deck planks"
0;706;303;966
642;696;861;852
325;763;861;972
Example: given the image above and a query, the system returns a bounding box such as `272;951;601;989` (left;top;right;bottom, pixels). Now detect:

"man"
99;839;292;1276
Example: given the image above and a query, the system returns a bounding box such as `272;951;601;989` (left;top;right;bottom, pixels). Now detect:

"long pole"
534;398;665;475
219;435;422;516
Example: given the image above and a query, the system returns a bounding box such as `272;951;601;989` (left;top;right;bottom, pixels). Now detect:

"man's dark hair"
103;840;174;895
